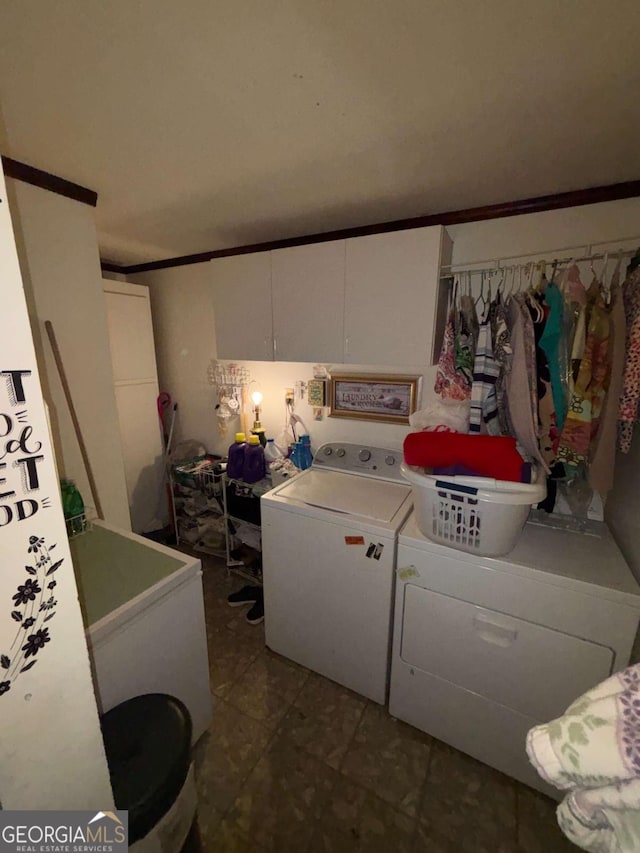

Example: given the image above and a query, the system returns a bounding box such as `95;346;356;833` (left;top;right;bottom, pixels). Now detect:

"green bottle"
61;479;85;536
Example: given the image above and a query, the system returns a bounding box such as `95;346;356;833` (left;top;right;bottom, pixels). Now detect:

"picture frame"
329;374;420;424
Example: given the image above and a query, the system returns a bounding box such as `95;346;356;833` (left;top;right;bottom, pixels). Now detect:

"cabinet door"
103;281;164;533
211;253;273;360
271;240;345;362
344;226;449;366
104;283;158;382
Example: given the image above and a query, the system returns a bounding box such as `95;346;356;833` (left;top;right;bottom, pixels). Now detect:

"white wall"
606;433;640;581
8;179;130;530
1;170;114;809
447;197;640;265
129;263;220;454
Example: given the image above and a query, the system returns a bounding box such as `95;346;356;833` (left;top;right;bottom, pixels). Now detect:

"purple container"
242;437;265;483
227;433;247;480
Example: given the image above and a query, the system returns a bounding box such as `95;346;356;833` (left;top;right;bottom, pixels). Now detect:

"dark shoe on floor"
227;585;260;607
246;594;264;625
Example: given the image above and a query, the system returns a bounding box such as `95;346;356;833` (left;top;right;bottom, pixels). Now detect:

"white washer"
261;443;412;703
390;512;640;795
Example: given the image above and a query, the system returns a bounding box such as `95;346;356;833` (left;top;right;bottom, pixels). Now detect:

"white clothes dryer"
390;512;640;795
261;443;412;703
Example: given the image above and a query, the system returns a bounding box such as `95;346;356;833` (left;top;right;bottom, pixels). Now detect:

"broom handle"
44;320;104;520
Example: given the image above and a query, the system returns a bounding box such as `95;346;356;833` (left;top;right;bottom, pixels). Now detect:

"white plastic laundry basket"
401;463;547;557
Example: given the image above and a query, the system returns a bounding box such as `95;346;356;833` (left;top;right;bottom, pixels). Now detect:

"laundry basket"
400;464;547;557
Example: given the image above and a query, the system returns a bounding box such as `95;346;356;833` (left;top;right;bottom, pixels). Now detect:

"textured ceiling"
1;0;640;264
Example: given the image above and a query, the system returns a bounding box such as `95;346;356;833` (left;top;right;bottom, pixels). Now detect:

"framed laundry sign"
329;374;420;424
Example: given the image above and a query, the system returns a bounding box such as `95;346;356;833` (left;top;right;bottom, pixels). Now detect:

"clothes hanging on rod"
469;320;500;435
618;265;640;453
503;294;550;473
590;262;624;495
434;307;471;401
433;247;640;512
557;280;612;470
539;280;566;433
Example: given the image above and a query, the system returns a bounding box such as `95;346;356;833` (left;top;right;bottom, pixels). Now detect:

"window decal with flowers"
1;534;61;697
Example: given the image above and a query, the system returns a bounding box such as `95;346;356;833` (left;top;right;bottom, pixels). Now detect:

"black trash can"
100;694;199;851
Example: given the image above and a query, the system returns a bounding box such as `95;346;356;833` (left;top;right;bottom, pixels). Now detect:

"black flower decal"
12;578;41;606
27;536;45;553
3;536;60;692
45;559;63;577
22;628;50;659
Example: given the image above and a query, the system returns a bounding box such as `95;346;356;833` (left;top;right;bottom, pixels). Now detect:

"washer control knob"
324;446;333;455
385;455;396;466
358;449;371;462
336;448;346;458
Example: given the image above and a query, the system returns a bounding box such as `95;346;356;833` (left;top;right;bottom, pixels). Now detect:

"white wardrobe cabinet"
211;252;273;361
103;280;165;534
344;226;452;366
271;240;346;363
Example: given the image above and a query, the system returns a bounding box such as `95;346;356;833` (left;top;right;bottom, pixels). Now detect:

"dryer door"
400;584;613;722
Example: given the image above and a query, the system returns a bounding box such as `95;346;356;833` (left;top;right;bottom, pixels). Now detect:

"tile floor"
192;555;576;852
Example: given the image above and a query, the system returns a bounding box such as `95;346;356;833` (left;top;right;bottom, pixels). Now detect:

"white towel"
527;664;640;852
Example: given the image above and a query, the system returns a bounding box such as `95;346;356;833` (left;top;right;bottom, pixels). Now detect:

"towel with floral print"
527;664;640;852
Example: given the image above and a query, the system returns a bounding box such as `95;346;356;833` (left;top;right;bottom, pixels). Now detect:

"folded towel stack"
527;664;640;852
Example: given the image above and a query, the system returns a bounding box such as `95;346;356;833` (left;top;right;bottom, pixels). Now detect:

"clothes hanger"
474;271;486;313
610;251;623;295
600;252;610;304
525;263;543;322
449;275;457;314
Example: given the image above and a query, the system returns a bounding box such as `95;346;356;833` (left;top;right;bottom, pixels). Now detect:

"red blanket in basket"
403;432;528;483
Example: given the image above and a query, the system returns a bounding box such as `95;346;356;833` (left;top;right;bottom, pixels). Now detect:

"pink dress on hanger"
435;309;471;401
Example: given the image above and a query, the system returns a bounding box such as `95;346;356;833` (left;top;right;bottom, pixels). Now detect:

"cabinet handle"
264;336;272;359
273;336;277;358
473;612;518;648
345;336;350;357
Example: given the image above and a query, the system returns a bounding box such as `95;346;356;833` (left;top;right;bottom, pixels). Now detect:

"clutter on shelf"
171;455;225;555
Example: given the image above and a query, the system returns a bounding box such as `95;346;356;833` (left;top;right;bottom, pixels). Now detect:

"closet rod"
440;236;640;278
440;256;632;279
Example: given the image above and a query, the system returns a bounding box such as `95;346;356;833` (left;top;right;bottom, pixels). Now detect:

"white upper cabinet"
211;226;452;365
344;226;452;366
212;252;273;360
271;241;346;363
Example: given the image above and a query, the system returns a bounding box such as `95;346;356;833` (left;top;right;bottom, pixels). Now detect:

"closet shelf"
171;456;268;581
